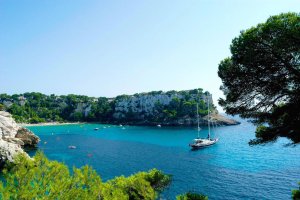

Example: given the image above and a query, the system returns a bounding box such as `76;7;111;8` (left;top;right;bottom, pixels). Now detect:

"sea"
27;116;300;200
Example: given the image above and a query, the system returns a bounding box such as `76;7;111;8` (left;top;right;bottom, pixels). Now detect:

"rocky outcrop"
0;89;240;126
74;103;92;117
15;127;40;147
113;91;212;119
112;89;239;126
0;111;40;165
209;114;240;126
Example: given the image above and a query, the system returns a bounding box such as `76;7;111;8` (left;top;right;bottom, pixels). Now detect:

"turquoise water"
27;117;300;200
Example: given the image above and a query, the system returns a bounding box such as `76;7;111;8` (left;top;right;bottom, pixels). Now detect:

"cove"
27;117;300;200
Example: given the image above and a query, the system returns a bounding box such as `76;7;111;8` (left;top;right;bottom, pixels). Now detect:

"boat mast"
207;94;211;139
197;103;200;138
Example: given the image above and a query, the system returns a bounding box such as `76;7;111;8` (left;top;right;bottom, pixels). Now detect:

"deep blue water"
27;117;300;200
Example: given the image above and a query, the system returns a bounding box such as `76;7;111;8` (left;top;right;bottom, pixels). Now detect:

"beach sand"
18;122;84;127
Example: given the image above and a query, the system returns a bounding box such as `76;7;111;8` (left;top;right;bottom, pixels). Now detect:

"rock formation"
0;111;40;165
0;89;240;126
112;90;240;126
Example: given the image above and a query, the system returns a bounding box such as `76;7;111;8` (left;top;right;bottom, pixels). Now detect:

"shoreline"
18;122;85;127
17;114;240;127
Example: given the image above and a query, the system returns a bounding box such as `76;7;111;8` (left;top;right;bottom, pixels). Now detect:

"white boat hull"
189;138;219;149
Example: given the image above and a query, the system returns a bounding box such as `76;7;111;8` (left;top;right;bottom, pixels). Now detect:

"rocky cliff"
0;89;239;126
0;111;40;165
112;89;239;126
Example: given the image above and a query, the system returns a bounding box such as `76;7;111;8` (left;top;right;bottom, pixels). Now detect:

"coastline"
17;114;240;127
18;122;85;127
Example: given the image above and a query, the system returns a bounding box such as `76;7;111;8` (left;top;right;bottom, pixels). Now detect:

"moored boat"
190;138;219;149
189;94;218;149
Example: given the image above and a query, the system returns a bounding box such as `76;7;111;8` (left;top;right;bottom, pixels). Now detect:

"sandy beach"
18;122;85;127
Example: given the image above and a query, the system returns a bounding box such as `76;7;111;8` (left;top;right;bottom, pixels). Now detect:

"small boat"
157;124;161;127
189;94;218;149
190;138;219;149
68;145;76;149
94;128;99;131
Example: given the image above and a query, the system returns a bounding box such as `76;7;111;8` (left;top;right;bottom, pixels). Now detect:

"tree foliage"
0;93;114;123
147;91;214;122
218;12;300;144
293;182;300;200
0;89;215;125
0;103;4;111
176;192;208;200
0;152;171;200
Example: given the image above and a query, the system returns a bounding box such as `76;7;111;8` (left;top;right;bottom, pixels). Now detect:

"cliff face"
114;91;212;118
0;111;40;165
112;89;239;126
0;89;239;126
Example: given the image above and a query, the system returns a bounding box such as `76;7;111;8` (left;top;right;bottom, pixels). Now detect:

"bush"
292;182;300;200
0;103;5;111
29;116;45;124
176;192;208;200
0;152;171;200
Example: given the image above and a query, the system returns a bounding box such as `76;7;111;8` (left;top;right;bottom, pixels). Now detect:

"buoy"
87;153;93;158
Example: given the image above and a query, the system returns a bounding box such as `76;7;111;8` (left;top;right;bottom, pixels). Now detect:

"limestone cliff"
112;89;239;126
0;111;40;165
0;89;239;126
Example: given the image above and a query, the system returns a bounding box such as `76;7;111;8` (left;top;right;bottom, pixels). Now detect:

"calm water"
27;117;300;200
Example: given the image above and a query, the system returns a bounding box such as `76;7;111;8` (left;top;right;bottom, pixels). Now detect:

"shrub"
0;152;171;200
176;192;208;200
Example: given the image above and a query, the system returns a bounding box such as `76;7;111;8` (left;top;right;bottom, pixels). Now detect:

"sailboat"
189;95;219;149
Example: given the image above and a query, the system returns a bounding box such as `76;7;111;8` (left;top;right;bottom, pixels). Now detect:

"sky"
1;0;300;110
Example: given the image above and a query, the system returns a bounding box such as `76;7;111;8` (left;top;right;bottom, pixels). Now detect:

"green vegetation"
0;103;4;111
0;152;171;200
293;182;300;200
218;12;300;199
155;97;208;121
0;89;215;124
176;192;208;200
0;92;114;123
0;152;210;199
0;90;214;198
117;89;215;123
218;12;300;144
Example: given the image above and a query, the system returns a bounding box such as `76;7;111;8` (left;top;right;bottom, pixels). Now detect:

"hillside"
0;89;239;126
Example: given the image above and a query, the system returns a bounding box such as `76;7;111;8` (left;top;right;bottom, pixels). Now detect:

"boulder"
0;111;40;165
15;127;40;147
205;114;240;126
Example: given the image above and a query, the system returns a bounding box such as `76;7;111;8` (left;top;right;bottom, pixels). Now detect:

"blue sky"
1;0;300;110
